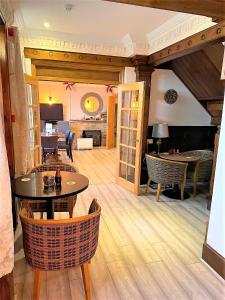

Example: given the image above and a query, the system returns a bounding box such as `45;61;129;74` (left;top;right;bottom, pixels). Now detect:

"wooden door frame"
0;25;15;300
107;94;117;149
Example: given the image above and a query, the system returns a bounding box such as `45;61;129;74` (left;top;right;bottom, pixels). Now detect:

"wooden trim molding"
24;48;133;67
149;20;225;66
104;0;225;19
202;243;225;279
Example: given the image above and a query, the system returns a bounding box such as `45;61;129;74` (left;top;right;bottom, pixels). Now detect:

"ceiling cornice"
147;14;215;54
21;29;127;57
13;9;215;57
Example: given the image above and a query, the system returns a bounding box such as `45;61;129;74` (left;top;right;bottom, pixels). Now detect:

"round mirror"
81;92;103;116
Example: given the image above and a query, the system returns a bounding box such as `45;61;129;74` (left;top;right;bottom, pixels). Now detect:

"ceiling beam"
104;0;225;19
31;59;124;73
149;20;225;66
24;48;133;67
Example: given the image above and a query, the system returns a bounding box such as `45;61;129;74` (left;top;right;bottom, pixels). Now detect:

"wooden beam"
104;0;225;19
31;59;124;72
36;75;119;86
131;55;154;155
149;21;225;66
36;67;120;85
25;48;133;67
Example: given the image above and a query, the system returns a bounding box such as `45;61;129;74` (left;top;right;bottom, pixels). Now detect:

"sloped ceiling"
12;0;215;56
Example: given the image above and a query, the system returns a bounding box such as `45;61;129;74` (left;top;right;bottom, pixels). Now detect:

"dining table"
159;152;200;163
159;152;200;200
41;132;65;139
12;171;89;219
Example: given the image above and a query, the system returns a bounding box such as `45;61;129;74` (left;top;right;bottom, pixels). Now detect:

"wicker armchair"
182;150;213;196
20;199;101;300
145;154;188;201
26;162;77;218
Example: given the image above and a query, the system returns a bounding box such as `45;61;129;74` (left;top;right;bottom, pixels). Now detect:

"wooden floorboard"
14;149;225;299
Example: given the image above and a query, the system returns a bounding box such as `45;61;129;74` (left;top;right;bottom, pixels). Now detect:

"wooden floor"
14;149;225;300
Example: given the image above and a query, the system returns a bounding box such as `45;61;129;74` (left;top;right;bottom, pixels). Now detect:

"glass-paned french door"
25;76;41;167
116;82;145;195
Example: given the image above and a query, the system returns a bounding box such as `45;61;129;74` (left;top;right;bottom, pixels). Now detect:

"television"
40;103;63;121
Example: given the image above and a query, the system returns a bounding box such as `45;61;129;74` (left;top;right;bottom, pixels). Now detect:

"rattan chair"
20;199;101;300
26;162;77;218
145;154;188;201
182;150;213;196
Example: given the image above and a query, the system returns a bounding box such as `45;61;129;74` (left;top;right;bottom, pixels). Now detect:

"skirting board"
202;242;225;280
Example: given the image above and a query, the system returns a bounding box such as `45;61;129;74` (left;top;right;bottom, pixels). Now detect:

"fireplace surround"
82;130;102;147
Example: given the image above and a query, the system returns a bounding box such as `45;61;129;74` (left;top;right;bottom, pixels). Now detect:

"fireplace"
82;130;102;147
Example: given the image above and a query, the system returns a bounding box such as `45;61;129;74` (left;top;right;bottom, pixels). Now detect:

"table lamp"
152;123;169;154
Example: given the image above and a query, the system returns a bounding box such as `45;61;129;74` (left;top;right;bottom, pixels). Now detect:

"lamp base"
156;138;162;154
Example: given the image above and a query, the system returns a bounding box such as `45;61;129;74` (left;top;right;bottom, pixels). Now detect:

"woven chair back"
145;154;187;185
182;150;213;182
182;150;213;160
20;199;101;271
30;162;76;173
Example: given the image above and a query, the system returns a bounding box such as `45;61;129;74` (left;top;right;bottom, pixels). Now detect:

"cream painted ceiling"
11;0;214;56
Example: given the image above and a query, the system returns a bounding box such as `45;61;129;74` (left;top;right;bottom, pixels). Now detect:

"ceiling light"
44;22;50;28
64;4;73;13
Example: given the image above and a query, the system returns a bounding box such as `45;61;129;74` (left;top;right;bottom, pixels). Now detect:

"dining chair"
58;129;70;153
26;162;77;218
20;199;101;300
57;121;70;133
182;150;213;196
41;136;58;163
145;154;188;201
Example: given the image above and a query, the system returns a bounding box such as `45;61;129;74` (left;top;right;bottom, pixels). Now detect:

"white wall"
38;81;108;120
124;67;136;83
149;69;211;126
207;91;225;258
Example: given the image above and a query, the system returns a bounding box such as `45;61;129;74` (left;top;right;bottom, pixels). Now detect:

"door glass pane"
127;148;136;166
122;90;139;109
129;111;138;128
127;166;135;183
119;163;127;179
122;91;131;108
121;110;130;127
27;85;33;105
120;146;128;162
129;130;137;147
131;90;139;109
28;107;33;128
121;128;128;145
29;130;34;149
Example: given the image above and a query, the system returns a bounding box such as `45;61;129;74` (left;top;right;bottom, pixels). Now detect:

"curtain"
8;27;32;175
0;65;14;278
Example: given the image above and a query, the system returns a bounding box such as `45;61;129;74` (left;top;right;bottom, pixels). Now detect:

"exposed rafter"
104;0;225;19
149;20;225;66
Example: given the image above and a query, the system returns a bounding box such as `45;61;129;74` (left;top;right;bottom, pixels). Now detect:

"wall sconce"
48;96;53;105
